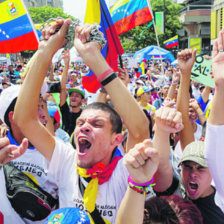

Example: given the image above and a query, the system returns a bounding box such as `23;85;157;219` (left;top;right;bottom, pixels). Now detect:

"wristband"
128;175;154;187
99;87;107;94
128;181;154;196
128;175;155;196
129;185;148;195
101;73;117;86
97;68;114;82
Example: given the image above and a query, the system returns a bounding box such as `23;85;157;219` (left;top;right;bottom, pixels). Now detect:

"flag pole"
146;0;164;75
119;55;123;68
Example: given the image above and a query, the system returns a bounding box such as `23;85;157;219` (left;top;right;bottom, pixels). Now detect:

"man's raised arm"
176;49;197;150
205;28;224;212
60;49;70;107
14;20;71;161
74;24;149;151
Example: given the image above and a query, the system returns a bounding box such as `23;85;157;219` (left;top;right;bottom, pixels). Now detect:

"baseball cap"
2;81;11;87
68;86;85;98
136;79;144;85
45;207;90;224
0;85;20;124
16;79;23;84
137;85;154;96
179;141;208;168
139;74;147;79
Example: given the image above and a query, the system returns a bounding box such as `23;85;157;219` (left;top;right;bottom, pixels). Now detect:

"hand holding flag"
82;0;124;93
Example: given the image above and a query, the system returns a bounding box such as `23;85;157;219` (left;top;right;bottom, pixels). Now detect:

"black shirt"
8;70;17;84
192;188;224;224
156;177;224;224
59;102;82;136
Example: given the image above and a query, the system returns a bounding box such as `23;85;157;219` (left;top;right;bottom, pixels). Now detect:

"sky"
63;0;116;23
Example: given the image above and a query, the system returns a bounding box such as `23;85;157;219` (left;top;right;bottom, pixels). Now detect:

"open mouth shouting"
78;137;92;155
187;181;199;197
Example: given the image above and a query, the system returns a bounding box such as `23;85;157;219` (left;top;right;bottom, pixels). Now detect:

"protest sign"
191;55;215;88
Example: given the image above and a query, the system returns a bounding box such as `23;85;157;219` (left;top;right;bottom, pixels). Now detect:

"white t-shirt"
0;147;58;224
205;124;224;212
46;139;129;224
192;86;201;99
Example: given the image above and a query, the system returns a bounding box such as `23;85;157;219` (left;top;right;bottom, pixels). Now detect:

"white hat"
136;79;144;85
0;85;21;124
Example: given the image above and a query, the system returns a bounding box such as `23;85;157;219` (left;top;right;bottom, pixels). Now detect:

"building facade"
23;0;63;9
178;0;212;54
210;0;224;44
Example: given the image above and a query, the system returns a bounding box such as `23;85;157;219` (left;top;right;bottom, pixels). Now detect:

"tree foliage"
120;0;183;52
21;7;78;57
28;6;78;24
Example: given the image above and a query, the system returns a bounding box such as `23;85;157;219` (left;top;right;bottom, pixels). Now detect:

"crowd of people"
0;19;223;224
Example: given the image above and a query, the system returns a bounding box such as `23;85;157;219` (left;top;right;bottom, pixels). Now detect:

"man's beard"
70;104;79;108
70;102;82;108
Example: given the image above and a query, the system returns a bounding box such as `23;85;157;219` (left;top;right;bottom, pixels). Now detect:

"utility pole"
163;0;166;37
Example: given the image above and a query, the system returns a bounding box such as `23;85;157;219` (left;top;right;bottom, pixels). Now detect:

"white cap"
0;85;21;124
136;79;144;85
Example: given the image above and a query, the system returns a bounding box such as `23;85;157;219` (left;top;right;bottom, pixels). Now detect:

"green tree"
21;7;78;57
120;0;183;52
28;6;78;24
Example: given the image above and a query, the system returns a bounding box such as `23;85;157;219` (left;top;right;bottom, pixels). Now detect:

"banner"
210;11;217;40
189;38;201;54
0;0;39;53
155;12;164;35
191;55;215;88
110;0;153;35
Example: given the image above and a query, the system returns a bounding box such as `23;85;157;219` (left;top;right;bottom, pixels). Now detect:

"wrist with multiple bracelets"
97;68;117;87
128;175;155;196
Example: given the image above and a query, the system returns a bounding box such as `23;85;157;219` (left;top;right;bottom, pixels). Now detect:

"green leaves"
28;6;78;24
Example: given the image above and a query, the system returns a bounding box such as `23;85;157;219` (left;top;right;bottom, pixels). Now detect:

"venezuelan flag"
137;60;146;77
0;0;39;53
164;35;178;49
110;0;153;35
82;0;124;93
